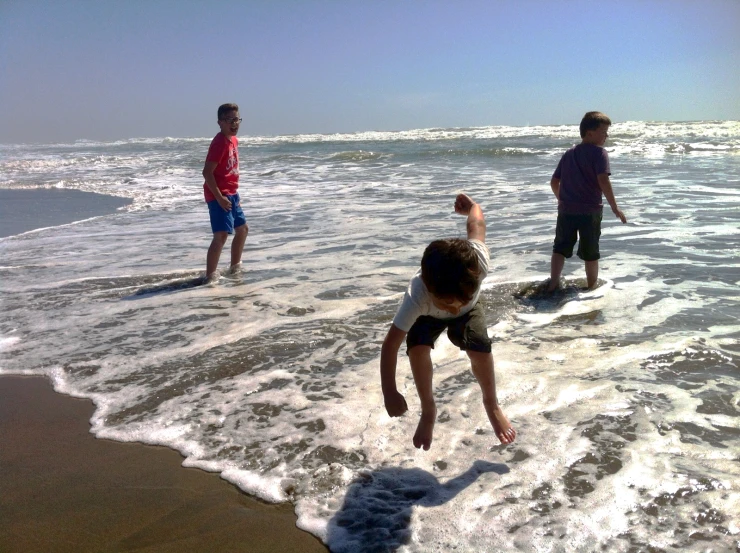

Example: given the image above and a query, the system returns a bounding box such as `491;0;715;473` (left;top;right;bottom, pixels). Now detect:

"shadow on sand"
326;460;509;553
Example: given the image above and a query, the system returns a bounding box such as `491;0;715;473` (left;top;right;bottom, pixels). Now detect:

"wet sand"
0;188;132;238
0;375;329;553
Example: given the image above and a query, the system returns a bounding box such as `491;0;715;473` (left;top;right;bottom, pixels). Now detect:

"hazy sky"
1;0;739;142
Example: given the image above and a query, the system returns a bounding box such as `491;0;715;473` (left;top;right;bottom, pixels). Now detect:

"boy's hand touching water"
384;389;408;417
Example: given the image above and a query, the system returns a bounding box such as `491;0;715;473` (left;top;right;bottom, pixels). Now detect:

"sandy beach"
0;189;328;552
0;376;329;553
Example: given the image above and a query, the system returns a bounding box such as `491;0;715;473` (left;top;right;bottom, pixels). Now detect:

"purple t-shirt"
552;143;610;214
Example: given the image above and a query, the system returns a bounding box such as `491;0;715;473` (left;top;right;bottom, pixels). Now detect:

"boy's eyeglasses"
221;117;242;124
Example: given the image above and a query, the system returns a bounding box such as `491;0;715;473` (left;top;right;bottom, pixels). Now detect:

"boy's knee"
408;345;432;361
212;232;229;246
465;350;493;374
466;349;493;364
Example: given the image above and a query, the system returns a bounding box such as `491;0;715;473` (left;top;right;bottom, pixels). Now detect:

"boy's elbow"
202;163;216;179
382;325;405;353
381;336;400;356
467;219;486;240
469;219;485;231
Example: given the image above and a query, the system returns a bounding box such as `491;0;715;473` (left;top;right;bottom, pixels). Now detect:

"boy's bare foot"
585;280;601;291
545;278;559;293
205;271;220;283
490;406;516;444
413;409;436;451
228;262;242;275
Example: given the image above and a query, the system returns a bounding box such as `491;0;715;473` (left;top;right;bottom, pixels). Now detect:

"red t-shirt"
203;133;239;202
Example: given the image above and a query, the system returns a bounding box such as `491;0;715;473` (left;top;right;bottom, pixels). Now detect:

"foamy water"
1;121;739;552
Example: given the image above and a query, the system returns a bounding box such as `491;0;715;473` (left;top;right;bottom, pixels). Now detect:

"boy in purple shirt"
547;111;627;292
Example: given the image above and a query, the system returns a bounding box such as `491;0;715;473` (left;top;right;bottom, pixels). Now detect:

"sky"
1;0;739;143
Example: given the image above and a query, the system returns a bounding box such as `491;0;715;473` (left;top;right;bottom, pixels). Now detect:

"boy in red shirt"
547;111;627;292
203;103;248;279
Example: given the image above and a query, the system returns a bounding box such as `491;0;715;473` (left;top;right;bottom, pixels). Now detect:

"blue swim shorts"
207;193;247;234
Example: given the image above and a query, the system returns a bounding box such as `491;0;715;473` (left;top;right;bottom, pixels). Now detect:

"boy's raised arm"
380;324;409;417
454;193;486;242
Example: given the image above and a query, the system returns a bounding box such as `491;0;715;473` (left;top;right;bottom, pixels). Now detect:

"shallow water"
1;121;739;552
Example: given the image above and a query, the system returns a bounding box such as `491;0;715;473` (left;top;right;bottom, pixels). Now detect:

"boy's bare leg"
206;231;229;278
408;345;436;451
230;224;249;271
585;260;598;289
547;253;565;292
467;350;516;444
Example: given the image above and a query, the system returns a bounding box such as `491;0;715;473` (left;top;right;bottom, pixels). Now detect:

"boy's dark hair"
218;103;239;120
421;238;481;303
579;111;611;138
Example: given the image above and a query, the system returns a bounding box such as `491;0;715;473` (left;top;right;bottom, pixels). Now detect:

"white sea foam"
0;336;21;351
1;120;738;551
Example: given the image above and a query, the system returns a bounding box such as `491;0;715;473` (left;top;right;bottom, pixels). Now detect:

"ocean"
1;120;738;552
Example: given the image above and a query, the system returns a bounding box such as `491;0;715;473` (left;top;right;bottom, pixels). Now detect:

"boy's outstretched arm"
380;324;409;417
597;174;627;223
454;193;486;242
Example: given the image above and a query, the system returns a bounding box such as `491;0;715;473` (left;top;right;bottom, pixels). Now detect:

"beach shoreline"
0;375;329;553
0;188;132;239
0;188;328;552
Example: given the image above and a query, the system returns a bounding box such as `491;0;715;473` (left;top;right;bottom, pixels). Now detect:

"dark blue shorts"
552;210;602;261
207;193;247;234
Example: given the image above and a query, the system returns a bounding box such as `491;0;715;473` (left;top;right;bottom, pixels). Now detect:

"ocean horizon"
1;120;739;552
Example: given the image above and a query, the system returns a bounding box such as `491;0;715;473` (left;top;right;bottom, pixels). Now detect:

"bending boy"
203;103;248;279
380;194;516;450
547;111;627;291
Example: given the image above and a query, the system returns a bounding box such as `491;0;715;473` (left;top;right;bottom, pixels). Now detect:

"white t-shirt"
392;239;490;332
